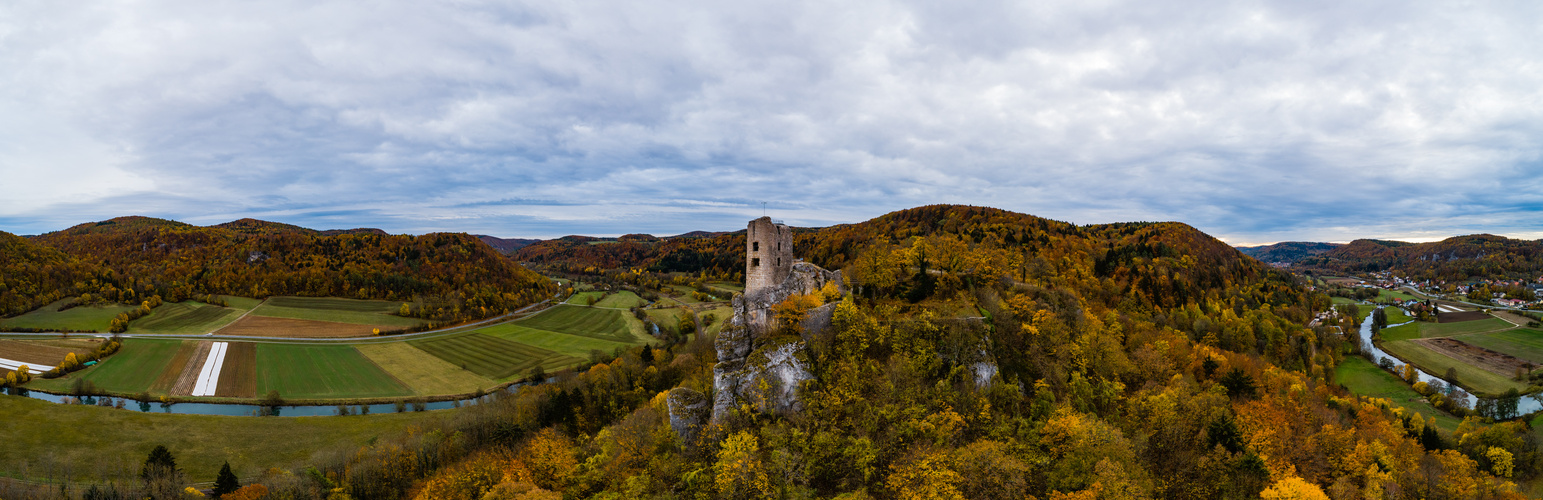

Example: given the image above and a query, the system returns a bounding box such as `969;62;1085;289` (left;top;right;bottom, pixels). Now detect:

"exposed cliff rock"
665;387;710;447
711;261;843;424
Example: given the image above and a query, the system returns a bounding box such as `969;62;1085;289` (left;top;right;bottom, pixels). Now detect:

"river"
1354;306;1542;415
0;380;546;417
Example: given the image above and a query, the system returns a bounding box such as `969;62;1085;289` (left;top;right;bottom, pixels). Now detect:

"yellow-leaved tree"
1260;476;1329;500
715;430;772;499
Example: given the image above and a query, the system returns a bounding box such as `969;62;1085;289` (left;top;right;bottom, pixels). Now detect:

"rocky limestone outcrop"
665;387;710;447
712;262;843;424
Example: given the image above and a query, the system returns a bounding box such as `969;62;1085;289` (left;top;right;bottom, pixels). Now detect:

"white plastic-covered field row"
191;342;228;397
0;357;53;374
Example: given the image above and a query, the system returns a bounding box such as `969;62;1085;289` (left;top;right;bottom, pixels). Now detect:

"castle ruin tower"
745;216;793;295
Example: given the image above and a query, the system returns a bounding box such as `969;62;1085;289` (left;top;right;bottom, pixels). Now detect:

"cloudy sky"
2;1;1540;244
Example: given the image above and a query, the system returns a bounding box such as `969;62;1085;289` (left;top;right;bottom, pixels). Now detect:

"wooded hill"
1293;234;1543;280
1;216;552;320
257;204;1531;499
1235;241;1344;264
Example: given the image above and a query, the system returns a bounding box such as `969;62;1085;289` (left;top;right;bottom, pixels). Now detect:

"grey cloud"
1;0;1541;242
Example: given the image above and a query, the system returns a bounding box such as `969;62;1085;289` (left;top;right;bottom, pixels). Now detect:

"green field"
250;296;424;327
1380;323;1421;342
130;301;252;334
1385;307;1414;325
1454;328;1543;365
0;299;138;332
1334;357;1460;431
0;395;439;483
594;291;648;309
60;339;186;394
476;323;636;358
1380;340;1528;396
1378;289;1421;302
516;304;639;343
255;344;412;399
356;342;494;395
565;291;605;306
1423;317;1515;337
409;333;580;380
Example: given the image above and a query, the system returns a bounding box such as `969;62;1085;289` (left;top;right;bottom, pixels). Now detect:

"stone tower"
745;216;793;295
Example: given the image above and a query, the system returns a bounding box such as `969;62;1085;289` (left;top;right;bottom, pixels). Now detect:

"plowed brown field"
216;342;257;398
214;316;390;338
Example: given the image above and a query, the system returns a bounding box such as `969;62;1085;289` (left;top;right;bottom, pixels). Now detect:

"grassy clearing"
708;282;744;293
1381;340;1528;396
255;344;411;399
476;323;636;358
1331;297;1360;305
700;305;734;336
516;305;636;343
0;395;440;483
250;296;423;327
1385;307;1414;325
1378;289;1421;301
356;343;493;395
0;298;137;332
1335;356;1461;431
409;333;580;381
65;339;186;395
1455;328;1543;365
130;301;250;334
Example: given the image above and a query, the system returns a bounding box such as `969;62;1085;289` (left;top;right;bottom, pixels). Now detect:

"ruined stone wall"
745;216;793;296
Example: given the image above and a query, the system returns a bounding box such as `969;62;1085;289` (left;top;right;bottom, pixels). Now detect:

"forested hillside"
220;205;1527;500
1236;241;1344;264
1301;234;1543;279
0;231;103;316
7;216;552;321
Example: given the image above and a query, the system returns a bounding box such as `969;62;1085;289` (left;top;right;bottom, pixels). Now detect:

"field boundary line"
211;298;268;335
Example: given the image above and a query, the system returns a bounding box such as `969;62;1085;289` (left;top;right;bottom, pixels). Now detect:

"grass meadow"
409;333;581;381
475;323;635;358
1334;356;1460;431
71;339;186;395
593;291;648;309
1454;328;1543;365
516;305;638;343
355;342;494;395
0;299;138;332
255;344;411;399
1380;340;1528;396
0;395;439;482
129;301;250;334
